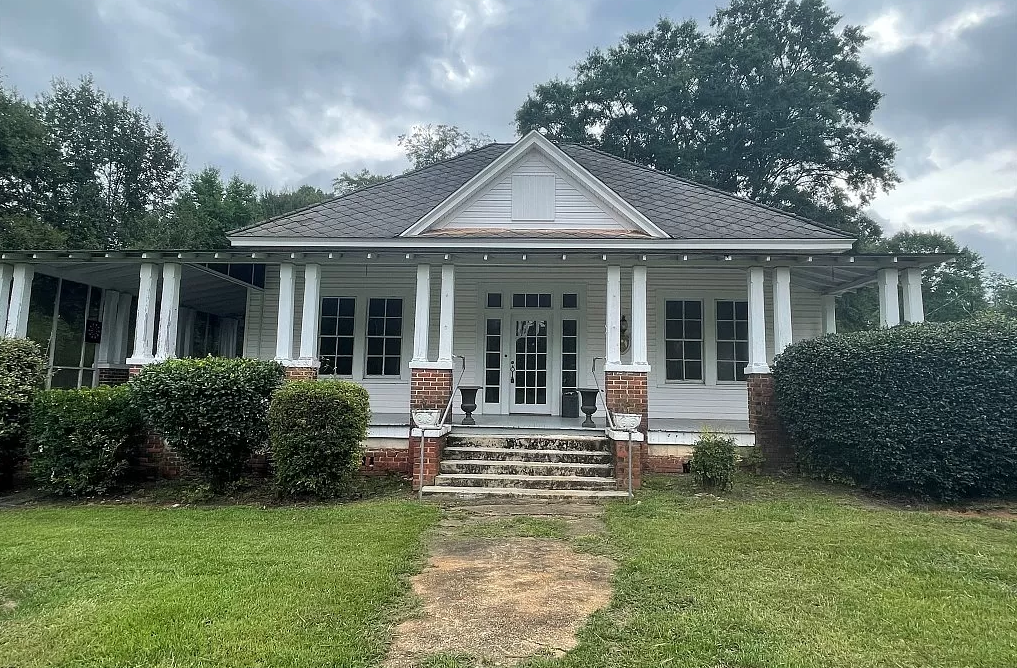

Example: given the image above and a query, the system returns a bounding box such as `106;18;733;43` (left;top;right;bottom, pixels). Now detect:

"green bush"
130;357;284;485
29;386;146;496
0;337;46;488
689;429;738;490
773;315;1017;501
269;380;371;497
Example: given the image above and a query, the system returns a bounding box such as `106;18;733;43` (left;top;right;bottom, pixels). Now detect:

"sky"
1;0;1014;276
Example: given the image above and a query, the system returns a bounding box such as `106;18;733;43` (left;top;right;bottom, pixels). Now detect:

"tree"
515;1;897;238
987;273;1017;318
258;185;330;219
332;168;391;196
36;76;184;248
398;124;491;170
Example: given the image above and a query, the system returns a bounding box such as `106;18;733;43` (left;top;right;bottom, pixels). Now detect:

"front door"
510;317;550;413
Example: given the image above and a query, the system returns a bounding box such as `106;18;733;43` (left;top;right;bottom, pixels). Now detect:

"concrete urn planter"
612;412;641;431
411;409;441;429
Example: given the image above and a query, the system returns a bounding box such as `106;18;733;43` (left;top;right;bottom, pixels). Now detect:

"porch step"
440;459;614;477
443;446;612;464
445;435;611;452
420;485;630;499
432;473;618;490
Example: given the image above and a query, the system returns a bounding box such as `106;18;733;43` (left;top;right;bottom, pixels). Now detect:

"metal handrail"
417;355;467;501
440;355;467;425
591;356;615;430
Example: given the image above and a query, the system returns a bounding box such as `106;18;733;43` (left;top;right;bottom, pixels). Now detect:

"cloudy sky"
1;0;1014;275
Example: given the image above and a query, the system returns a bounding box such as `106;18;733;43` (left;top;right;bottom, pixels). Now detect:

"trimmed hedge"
269;380;371;497
130;357;284;485
0;337;46;488
773;315;1017;501
29;386;146;496
689;429;738;490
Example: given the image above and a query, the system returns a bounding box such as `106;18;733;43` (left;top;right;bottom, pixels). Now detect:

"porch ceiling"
3;249;955;296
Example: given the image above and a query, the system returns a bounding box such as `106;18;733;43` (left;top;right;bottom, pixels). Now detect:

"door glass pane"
513;319;549;405
53;280;87;367
484;318;501;403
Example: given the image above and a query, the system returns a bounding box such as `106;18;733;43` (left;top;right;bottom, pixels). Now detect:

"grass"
522;476;1017;668
457;516;569;540
0;499;437;668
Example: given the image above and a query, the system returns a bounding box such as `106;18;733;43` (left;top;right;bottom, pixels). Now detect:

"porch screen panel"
716;300;749;381
664;300;703;381
485;318;501;403
319;297;355;375
366;298;402;376
561;319;578;389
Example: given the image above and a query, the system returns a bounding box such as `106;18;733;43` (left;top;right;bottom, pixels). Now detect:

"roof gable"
400;131;669;239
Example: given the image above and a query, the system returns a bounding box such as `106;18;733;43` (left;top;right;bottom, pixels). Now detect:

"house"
1;132;947;496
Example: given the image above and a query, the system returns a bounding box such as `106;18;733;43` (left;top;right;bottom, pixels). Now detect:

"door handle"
510;361;515;383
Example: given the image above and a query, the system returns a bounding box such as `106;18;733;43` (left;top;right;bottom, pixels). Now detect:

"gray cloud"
1;0;1014;275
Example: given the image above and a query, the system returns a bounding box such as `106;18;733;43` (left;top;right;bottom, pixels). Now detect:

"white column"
96;290;121;366
4;264;34;338
631;265;648;367
412;264;431;363
0;263;13;332
127;263;159;365
437;264;455;363
772;266;793;355
877;268;900;327
606;265;621;364
821;295;837;334
275;262;296;362
155;263;182;361
901;267;925;323
112;292;132;363
297;263;321;364
220;318;239;358
745;266;770;374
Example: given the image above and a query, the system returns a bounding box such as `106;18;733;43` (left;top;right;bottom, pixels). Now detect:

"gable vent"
511;174;555;221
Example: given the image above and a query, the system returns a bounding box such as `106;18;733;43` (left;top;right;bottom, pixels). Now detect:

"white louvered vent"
511;174;555;221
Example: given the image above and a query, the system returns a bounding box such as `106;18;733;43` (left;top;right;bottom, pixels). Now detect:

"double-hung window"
318;296;404;377
318;297;356;375
716;300;749;381
664;300;703;381
365;298;403;376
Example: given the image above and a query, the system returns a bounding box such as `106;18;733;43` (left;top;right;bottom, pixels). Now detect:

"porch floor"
370;412;751;436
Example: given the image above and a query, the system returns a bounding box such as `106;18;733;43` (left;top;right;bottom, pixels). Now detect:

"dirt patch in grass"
384;503;616;667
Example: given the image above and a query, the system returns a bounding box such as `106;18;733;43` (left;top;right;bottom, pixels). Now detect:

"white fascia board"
229;236;856;253
399;131;670;239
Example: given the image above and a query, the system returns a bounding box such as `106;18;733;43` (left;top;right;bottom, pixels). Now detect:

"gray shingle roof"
231;141;853;241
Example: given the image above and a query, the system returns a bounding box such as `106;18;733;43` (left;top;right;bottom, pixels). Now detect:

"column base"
746;373;794;473
283;366;319;381
96;367;130;386
410;432;446;490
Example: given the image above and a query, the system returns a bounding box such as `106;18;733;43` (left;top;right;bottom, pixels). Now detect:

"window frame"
715;299;750;383
661;298;706;384
316;287;412;383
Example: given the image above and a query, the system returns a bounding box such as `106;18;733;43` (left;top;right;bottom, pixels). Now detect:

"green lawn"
526;477;1017;668
2;480;1015;668
0;500;437;668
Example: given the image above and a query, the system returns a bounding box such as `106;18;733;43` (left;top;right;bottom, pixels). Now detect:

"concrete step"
432;473;618;490
420;485;630;499
440;459;614;477
446;435;611;452
443;446;612;464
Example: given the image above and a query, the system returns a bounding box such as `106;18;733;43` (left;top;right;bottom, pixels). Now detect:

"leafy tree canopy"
332;168;392;195
398;124;491;170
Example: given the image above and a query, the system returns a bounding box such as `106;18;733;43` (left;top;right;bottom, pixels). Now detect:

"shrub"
269;380;371;497
29;386;146;496
130;357;284;485
689;429;738;490
0;337;46;488
773;315;1017;501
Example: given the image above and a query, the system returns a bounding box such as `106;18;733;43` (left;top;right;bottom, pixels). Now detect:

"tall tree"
398;124;492;170
332;168;391;195
258;185;330;219
515;1;897;239
987;273;1017;318
36;76;184;248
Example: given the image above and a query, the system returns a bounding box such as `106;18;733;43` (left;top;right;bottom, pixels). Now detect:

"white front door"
510;316;551;413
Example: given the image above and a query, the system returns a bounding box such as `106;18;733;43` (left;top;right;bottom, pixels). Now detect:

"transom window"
664;300;703;381
512;293;552;308
365;298;403;376
716;300;749;381
319;297;356;375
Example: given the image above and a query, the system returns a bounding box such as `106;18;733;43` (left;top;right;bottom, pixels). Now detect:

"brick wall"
604;371;648;432
360;448;411;476
97;367;130;386
613;438;647;490
135;433;186;479
646;454;690;474
410;368;453;413
283;366;318;381
746;373;794;473
409;434;445;489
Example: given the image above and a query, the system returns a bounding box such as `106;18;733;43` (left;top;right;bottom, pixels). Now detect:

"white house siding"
438;151;631;231
244;262;825;421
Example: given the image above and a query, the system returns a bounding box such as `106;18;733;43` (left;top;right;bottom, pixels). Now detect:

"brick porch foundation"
409;434;445;489
410;368;453;417
605;370;648;490
613;438;647;491
746;373;794;473
283;365;318;381
361;447;412;476
97;366;130;386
